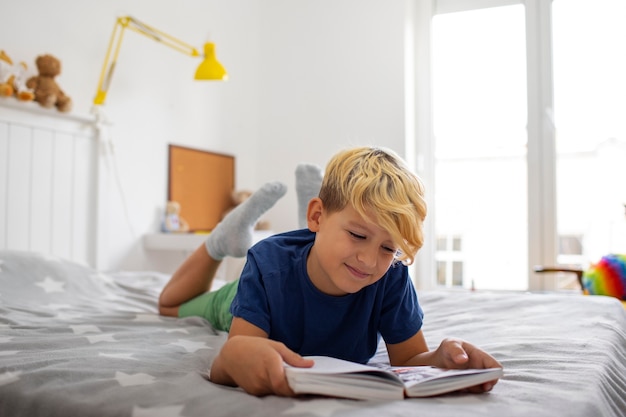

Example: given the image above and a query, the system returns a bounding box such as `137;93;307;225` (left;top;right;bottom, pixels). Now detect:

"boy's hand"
433;338;502;393
214;335;314;397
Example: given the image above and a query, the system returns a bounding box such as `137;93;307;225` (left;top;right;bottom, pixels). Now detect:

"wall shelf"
0;98;96;125
143;233;209;252
143;230;274;252
143;231;275;280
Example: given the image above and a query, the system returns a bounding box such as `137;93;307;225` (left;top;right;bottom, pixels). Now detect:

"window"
431;4;528;291
553;0;626;266
412;0;626;291
436;234;464;287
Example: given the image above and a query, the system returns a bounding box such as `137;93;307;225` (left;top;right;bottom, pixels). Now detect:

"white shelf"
143;233;208;251
143;230;275;252
143;231;275;280
0;97;96;125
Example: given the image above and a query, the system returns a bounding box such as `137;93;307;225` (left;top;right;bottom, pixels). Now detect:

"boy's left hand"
433;337;502;392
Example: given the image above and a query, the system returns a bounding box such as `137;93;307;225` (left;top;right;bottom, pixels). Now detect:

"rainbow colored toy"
582;254;626;301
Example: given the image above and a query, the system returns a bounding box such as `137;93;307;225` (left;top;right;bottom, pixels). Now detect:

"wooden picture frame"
167;145;235;232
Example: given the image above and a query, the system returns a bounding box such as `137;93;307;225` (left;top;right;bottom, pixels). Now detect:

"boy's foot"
295;163;323;229
205;181;287;260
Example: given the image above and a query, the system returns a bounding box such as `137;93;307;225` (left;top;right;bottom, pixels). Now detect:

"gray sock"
295;163;323;229
205;181;287;260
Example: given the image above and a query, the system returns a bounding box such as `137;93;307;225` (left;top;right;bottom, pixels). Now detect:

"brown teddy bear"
26;54;72;112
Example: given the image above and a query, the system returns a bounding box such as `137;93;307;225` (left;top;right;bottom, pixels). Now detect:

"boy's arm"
386;330;502;393
158;245;221;316
209;317;314;396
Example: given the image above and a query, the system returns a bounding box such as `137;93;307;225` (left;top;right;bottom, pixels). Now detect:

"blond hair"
318;146;427;265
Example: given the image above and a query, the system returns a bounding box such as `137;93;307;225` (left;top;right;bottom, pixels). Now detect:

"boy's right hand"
212;335;314;397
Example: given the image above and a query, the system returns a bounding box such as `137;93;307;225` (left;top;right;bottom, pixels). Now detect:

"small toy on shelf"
0;50;16;97
222;189;271;230
26;54;72;112
162;201;190;233
0;50;34;101
13;61;35;101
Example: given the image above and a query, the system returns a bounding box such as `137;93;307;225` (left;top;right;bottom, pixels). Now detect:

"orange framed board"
167;145;235;232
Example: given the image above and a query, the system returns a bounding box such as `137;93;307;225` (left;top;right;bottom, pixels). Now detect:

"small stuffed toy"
162;201;190;233
0;50;34;101
0;50;15;97
12;61;35;101
26;54;72;112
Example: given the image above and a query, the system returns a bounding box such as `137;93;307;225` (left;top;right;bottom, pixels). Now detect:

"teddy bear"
0;50;35;102
161;201;190;233
26;54;72;112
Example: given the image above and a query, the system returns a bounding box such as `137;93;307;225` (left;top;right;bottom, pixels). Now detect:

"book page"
286;356;383;375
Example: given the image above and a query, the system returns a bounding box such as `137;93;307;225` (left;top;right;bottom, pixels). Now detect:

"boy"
159;146;502;397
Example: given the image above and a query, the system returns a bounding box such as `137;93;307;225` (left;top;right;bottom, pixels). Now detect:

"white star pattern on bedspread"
55;311;85;321
99;352;137;360
48;304;84;320
132;405;185;417
35;276;65;293
133;313;164;322
86;333;118;344
0;371;21;387
70;324;118;343
70;324;102;334
282;399;359;416
170;339;212;353
165;327;189;334
115;371;157;386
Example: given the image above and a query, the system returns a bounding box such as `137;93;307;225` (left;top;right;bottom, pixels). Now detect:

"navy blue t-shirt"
230;229;424;364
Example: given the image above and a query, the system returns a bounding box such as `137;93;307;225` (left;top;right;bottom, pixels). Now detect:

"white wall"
1;0;408;272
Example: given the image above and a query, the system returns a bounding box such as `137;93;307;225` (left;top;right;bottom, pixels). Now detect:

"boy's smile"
306;200;398;296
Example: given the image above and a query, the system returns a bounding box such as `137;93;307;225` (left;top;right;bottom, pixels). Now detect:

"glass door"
432;4;528;290
552;0;626;287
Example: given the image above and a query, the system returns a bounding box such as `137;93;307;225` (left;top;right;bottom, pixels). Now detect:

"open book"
285;356;503;401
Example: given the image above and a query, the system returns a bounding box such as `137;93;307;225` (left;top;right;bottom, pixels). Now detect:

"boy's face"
306;199;399;296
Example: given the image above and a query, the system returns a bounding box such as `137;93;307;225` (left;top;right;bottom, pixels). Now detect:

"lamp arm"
94;16;202;106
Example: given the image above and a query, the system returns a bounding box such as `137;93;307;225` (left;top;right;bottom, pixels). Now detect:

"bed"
1;249;625;417
2;102;626;416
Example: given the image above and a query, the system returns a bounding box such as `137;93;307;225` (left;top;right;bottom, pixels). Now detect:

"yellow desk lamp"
93;16;227;106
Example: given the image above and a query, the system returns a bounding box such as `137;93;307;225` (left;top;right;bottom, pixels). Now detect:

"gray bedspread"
1;250;625;417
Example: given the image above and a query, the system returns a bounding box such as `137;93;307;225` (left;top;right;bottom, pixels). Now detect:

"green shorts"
178;279;239;332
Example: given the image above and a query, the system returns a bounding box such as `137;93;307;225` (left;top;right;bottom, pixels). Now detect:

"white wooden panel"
30;129;54;255
72;136;97;265
6;124;32;251
0;101;98;266
50;131;74;261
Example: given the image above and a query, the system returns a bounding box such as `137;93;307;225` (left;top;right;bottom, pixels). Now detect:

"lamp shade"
195;42;228;81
